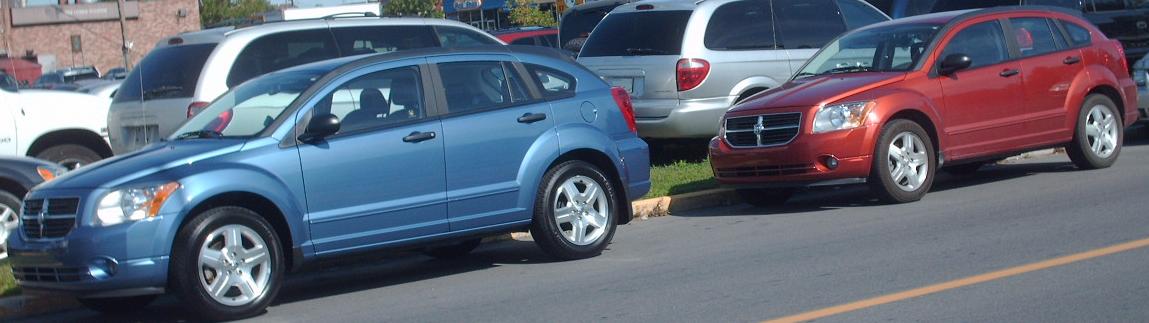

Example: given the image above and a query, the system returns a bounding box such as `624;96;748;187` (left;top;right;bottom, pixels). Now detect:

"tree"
200;0;273;28
384;0;445;18
506;0;556;27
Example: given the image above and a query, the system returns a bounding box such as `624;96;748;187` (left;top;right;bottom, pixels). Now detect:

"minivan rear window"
579;11;692;57
114;43;216;103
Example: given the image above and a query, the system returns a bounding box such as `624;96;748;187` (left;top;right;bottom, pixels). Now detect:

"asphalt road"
16;125;1149;322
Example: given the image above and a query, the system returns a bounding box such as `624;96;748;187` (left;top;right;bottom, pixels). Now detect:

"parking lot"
7;126;1146;322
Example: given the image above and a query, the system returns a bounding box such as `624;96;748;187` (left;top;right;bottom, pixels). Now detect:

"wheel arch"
179;191;299;271
884;108;941;162
0;178;28;201
26;129;113;159
1085;85;1125;122
728;76;783;102
546;148;633;225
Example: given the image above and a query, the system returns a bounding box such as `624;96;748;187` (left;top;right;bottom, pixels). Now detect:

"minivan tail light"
611;87;638;133
676;58;710;92
187;101;210;119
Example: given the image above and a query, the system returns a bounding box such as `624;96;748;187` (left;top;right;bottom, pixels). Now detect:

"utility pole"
116;0;130;68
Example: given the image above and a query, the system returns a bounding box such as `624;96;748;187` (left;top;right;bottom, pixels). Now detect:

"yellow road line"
764;237;1149;323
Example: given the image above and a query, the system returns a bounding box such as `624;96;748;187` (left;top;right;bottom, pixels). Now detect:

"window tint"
1091;0;1128;10
1062;20;1092;45
544;34;558;48
705;0;776;50
115;43;216;102
228;29;338;88
579;11;692;57
434;26;500;47
331;26;437;56
511;37;536;45
1010;17;1062;57
941;21;1009;69
774;0;848;49
438;61;529;114
525;63;577;99
1047;18;1070;48
559;5;616;47
837;0;888;29
322;66;424;133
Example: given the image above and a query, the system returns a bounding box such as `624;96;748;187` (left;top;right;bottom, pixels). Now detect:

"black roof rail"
322;12;379;20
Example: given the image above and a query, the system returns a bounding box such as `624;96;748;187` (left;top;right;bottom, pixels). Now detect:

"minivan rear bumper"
634;96;734;138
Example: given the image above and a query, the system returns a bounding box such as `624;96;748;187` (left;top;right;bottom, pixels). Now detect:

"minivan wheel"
869;119;936;203
736;188;794;207
76;295;157;315
34;144;102;170
171;206;283;321
530;160;618;260
423;238;482;259
1067;94;1122;170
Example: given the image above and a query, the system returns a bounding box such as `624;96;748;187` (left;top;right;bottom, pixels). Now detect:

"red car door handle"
1063;56;1081;65
999;69;1020;77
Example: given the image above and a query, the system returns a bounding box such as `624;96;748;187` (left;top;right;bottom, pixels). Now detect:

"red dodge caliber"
709;7;1138;206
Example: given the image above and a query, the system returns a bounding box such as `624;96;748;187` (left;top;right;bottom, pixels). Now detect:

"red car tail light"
611;87;638;133
676;58;710;92
186;101;210;119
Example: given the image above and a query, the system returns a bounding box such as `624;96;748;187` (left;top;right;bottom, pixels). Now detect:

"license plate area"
607;77;635;94
123;125;160;146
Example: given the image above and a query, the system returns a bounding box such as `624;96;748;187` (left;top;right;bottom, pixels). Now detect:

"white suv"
108;16;503;154
0;87;112;168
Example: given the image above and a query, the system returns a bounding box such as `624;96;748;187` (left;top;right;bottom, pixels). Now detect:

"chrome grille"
11;266;87;282
724;113;801;148
21;198;80;240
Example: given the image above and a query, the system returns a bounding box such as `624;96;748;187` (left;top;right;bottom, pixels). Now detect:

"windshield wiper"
821;65;873;75
624;48;669;55
142;86;184;99
794;71;818;79
174;130;223;140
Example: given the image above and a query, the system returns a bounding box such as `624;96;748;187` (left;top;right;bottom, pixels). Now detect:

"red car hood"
731;72;907;113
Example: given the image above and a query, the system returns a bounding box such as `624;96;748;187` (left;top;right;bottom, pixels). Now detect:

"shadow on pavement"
11;239;551;322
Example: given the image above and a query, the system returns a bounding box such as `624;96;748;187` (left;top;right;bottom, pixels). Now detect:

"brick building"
0;0;200;80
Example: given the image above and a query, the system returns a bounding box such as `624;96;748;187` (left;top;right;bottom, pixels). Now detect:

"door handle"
402;131;436;143
517;112;547;124
1063;56;1081;65
999;69;1020;77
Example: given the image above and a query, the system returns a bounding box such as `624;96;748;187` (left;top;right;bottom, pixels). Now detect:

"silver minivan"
577;0;888;139
109;16;502;154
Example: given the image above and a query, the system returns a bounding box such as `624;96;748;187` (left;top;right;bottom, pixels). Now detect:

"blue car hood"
39;140;247;190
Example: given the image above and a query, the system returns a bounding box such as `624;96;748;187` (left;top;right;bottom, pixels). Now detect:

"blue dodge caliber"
7;46;650;320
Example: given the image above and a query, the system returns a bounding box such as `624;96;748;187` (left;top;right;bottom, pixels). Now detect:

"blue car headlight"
95;182;180;226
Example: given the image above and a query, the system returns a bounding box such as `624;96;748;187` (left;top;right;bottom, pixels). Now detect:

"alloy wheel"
886;131;929;192
1085;104;1118;159
197;224;272;307
553;175;610;246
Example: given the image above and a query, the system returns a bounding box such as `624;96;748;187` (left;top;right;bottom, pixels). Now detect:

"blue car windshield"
172;70;322;139
796;23;942;78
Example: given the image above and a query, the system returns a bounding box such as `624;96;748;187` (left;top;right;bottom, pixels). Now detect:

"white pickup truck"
0;87;113;168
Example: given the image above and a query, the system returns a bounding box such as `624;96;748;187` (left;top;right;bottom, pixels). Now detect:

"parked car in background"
559;0;634;54
0;157;66;253
102;67;128;80
8;46;650;320
0;72;17;90
76;80;122;99
1133;52;1149;121
710;7;1138;206
1;86;113;169
491;27;559;48
577;0;889;139
108;15;504;155
34;66;101;90
879;0;1149;71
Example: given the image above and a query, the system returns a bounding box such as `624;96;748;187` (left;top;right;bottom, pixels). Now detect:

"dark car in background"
491;27;560;48
0;157;66;252
34;66;101;90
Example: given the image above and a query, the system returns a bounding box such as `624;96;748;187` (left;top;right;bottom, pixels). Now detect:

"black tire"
736;188;794;207
1067;94;1122;170
868;119;936;203
170;206;284;321
423;238;482;259
34;144;102;169
530;160;619;260
76;295;157;315
941;162;984;176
